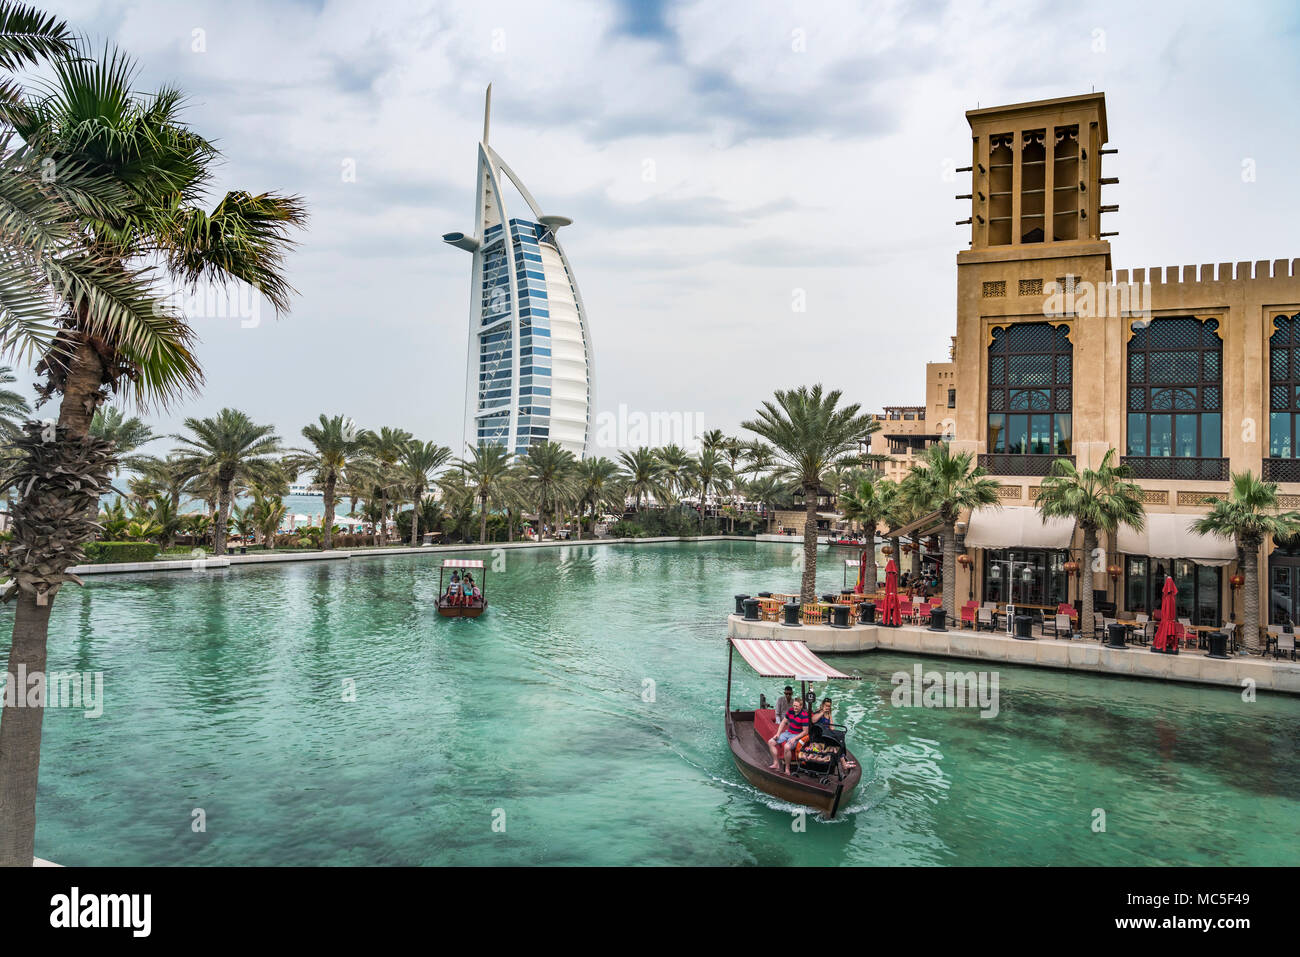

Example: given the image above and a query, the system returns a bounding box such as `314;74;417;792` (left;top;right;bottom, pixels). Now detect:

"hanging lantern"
1021;566;1034;583
1107;563;1122;581
1063;560;1079;576
957;554;972;568
991;564;1001;580
902;543;913;554
881;544;892;556
1230;573;1244;590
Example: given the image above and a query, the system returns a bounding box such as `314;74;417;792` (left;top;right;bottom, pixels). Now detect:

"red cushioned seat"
754;708;778;741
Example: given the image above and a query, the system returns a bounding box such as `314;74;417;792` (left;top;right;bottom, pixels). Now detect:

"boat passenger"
446;571;461;604
814;698;833;728
774;685;796;718
767;700;810;774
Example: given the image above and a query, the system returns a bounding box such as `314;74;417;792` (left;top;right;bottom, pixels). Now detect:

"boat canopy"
442;559;485;569
729;638;860;681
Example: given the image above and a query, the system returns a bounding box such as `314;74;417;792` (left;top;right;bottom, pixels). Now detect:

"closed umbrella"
854;549;867;594
881;558;902;627
1153;575;1178;651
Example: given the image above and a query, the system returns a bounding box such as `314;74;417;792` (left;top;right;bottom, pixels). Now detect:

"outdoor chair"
1044;613;1072;638
1092;613;1106;640
1277;631;1296;660
960;603;977;629
1222;621;1236;653
977;607;994;632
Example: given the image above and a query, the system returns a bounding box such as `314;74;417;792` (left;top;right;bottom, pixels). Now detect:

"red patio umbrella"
854;549;867;594
881;558;902;627
1152;575;1178;651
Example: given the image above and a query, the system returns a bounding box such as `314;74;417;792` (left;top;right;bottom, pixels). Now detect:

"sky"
14;0;1300;459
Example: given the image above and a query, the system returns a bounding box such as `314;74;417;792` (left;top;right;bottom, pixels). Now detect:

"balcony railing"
1120;456;1228;481
1262;458;1300;482
978;454;1072;476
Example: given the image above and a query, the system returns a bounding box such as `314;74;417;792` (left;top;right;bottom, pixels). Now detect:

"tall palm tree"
521;441;577;539
0;44;305;867
692;447;728;531
293;415;370;550
0;365;29;441
173;409;283;556
839;474;894;593
1193;471;1300;654
455;443;513;543
148;493;181;550
742;385;877;601
1035;449;1145;633
655;444;694;504
574;456;620;537
744;474;795;533
400;440;452;547
250;490;287;551
719;437;747;532
617;446;666;513
908;444;1001;618
130;455;193;514
700;429;726;454
365;426;413;543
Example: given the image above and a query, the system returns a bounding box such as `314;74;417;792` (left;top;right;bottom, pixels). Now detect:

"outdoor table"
1188;624;1219;650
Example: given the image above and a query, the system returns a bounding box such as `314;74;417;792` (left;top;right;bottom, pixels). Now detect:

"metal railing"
1119;456;1228;480
977;454;1073;476
1262;458;1300;483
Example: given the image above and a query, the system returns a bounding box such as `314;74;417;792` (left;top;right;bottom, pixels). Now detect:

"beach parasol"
854;549;867;594
1152;575;1178;651
881;558;902;627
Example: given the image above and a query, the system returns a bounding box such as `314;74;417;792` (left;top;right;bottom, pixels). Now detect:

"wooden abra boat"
724;637;862;817
436;558;487;618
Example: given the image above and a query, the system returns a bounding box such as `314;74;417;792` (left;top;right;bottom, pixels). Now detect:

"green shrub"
83;541;160;564
608;519;646;538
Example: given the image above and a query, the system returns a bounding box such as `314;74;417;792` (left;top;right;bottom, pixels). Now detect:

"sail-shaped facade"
444;87;594;459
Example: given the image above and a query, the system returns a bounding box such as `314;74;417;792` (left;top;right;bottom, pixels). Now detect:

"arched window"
987;322;1072;459
1268;312;1300;459
1125;318;1222;473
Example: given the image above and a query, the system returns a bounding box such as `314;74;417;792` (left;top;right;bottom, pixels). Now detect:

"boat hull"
437;602;486;618
726;710;861;817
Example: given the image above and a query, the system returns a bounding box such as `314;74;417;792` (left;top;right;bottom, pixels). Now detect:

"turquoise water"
12;541;1300;866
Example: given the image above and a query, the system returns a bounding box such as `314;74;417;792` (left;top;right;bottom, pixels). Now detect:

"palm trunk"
410;485;422;548
0;592;56;866
322;477;336;550
1081;525;1097;635
507;507;515;542
800;486;818;602
1243;535;1261;653
0;336;104;866
480;493;488;544
942;520;957;618
214;479;233;556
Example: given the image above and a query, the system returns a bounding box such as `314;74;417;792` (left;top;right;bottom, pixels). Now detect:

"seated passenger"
767;699;810;774
446;571;461;604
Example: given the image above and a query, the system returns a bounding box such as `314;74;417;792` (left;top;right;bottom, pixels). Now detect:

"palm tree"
744;474;795;532
655;444;694;504
741;440;776;478
700;429;726;454
399;440;452;547
89;406;154;473
839;474;894;593
0;44;305;866
617;447;666;514
574;457;620;538
1193;471;1300;654
0;365;30;441
250;491;287;551
293;415;370;550
742;385;878;601
719;437;747;532
365;426;413;543
521;442;577;538
908;444;1001;618
692;447;728;531
173;409;283;556
455;444;514;543
149;494;181;550
1035;449;1145;634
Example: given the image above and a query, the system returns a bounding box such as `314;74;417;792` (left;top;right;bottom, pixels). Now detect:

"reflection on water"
9;541;1300;866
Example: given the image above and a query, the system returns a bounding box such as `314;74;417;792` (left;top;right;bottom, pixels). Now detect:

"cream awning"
964;506;1075;549
1117;513;1235;566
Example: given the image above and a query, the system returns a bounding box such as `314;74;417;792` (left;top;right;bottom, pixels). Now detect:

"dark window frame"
1125;317;1222;459
986;322;1073;457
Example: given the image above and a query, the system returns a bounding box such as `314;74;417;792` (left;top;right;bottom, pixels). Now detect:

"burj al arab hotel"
444;86;595;459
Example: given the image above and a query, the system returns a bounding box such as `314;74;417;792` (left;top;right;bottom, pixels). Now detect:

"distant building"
444;86;595;458
869;350;957;484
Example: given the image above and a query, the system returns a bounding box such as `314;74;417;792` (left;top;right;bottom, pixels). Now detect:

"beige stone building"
870;353;957;483
947;92;1300;636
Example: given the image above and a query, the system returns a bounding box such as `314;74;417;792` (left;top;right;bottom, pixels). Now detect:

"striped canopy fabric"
442;559;485;568
730;639;859;680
